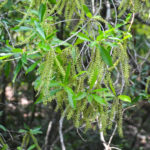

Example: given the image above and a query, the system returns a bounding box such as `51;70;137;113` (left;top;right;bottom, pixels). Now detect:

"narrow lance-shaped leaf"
26;60;40;74
73;71;87;79
27;145;36;150
64;63;71;84
73;92;87;101
4;62;11;78
21;53;27;64
87;95;93;103
18;129;27;133
0;53;13;60
92;88;108;93
13;60;22;83
50;89;61;96
76;32;91;41
29;132;41;150
98;45;113;67
11;26;33;32
30;127;42;135
39;3;46;22
125;13;132;24
83;4;92;18
118;95;131;103
92;94;107;105
34;21;46;40
12;48;23;53
0;124;7;131
48;0;56;4
64;87;76;108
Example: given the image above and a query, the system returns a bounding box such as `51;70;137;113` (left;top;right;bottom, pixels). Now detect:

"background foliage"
0;0;150;150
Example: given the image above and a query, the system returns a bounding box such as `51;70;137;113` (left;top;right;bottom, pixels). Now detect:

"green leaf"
49;81;61;87
123;32;132;40
73;71;87;79
83;4;92;18
125;13;132;24
92;88;108;93
50;89;61;96
86;12;92;18
26;61;40;74
13;60;22;83
12;48;23;53
21;53;27;64
34;94;45;104
46;30;56;40
76;32;91;41
64;87;76;108
17;146;22;150
29;132;41;150
4;62;11;78
1;144;8;150
34;21;46;40
89;41;97;47
103;41;118;47
30;127;42;135
132;96;140;104
27;145;36;150
118;95;131;103
27;53;41;59
93;94;107;105
19;129;27;133
0;124;7;131
87;95;93;103
96;34;104;41
98;45;113;67
74;92;87;101
74;38;84;45
103;93;114;97
83;4;90;13
38;42;50;51
108;37;121;42
64;63;71;84
51;37;70;46
48;0;56;4
12;26;33;32
0;53;13;60
30;9;39;16
39;3;46;22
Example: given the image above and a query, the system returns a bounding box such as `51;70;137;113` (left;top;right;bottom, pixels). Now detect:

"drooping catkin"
117;102;123;137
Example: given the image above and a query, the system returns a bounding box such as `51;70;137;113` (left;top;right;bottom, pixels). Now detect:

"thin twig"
106;0;111;21
111;0;118;26
95;0;102;16
59;109;68;150
108;124;117;146
123;105;136;114
52;22;89;48
97;118;110;150
91;0;95;14
50;125;74;150
128;13;135;32
111;147;121;150
2;22;14;47
44;121;53;150
76;129;87;142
